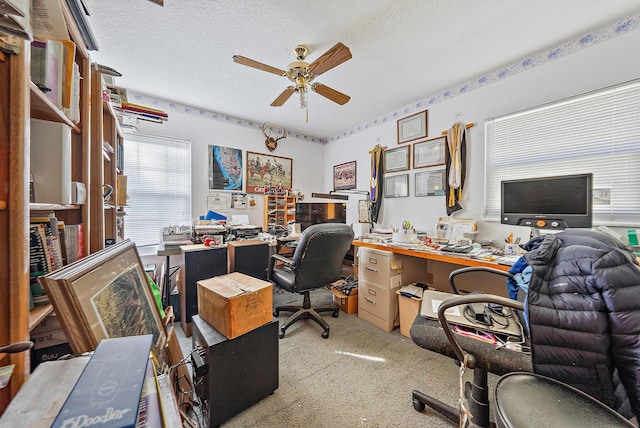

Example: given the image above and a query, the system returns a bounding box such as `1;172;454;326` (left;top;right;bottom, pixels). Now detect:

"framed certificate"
413;136;446;168
415;169;446;196
397;110;428;144
383;146;410;173
384;174;409;198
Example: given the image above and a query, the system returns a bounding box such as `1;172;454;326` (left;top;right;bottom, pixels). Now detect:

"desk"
353;240;510;296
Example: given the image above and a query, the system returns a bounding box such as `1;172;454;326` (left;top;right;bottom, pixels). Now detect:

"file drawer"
358;279;401;332
359;248;393;286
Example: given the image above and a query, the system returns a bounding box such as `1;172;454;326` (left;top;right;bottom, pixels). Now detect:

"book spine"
29;225;49;305
135;361;163;427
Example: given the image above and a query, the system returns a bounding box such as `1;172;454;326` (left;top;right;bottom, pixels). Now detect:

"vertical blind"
123;133;192;247
485;79;640;226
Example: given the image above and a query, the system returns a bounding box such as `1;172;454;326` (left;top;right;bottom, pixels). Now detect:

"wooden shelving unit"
264;194;298;230
90;68;124;251
0;0;98;413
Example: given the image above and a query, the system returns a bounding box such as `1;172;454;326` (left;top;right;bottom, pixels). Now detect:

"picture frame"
415;169;446;197
384;174;409;198
39;240;167;356
383;145;410;173
246;151;292;193
397;110;428;144
209;145;243;190
413;136;446;169
333;161;357;191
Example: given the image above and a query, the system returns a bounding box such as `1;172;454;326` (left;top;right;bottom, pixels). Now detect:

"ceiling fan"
233;42;352;110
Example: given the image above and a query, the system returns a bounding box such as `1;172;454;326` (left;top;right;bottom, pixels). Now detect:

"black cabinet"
191;315;279;427
179;244;227;337
227;240;270;279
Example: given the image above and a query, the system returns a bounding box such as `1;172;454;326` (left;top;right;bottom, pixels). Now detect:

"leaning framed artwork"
246;151;292;193
209;145;243;190
333;161;357;191
397;110;428;144
383;145;410;173
413;136;446;169
39;240;167;355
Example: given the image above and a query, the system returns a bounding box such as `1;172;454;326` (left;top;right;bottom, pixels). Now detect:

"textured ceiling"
83;0;640;140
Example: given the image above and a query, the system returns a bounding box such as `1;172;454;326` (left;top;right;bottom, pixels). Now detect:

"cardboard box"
330;287;358;314
397;290;422;338
197;272;273;339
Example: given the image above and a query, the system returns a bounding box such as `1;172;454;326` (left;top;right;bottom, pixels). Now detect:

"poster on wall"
245;151;292;193
208;145;243;191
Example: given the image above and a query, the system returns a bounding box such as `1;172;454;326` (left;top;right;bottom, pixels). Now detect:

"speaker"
227;240;270;280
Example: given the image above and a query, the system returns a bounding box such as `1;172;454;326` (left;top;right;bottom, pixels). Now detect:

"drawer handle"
368;289;376;296
364;297;376;305
365;266;378;272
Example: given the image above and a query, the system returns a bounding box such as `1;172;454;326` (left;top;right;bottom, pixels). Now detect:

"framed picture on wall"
413;136;446;168
208;145;243;190
384;174;409;198
397;110;428;144
383;145;410;173
245;151;292;193
333;161;357;191
415;169;446;196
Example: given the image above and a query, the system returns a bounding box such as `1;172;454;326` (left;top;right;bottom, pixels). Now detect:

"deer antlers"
262;123;287;152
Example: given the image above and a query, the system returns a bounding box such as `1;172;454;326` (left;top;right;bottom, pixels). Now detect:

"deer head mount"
262;123;287;152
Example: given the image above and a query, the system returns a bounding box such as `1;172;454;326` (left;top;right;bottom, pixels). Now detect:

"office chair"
267;223;354;339
411;267;634;427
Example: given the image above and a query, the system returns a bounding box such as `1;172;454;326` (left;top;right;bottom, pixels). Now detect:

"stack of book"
107;84;168;123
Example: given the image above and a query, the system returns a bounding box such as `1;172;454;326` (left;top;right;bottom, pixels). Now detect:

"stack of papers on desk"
399;284;424;299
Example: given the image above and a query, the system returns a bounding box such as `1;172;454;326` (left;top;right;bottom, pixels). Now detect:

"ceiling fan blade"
310;83;350;105
271;86;295;106
308;42;352;77
232;55;286;76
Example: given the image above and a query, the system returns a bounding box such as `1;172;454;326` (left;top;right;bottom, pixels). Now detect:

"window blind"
485;79;640;226
123;133;192;247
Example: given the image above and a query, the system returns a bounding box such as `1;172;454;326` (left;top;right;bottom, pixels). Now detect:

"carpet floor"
176;287;497;428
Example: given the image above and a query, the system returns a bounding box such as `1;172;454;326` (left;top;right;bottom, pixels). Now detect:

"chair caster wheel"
279;331;285;339
413;398;425;412
273;310;279;317
332;310;339;318
322;331;329;339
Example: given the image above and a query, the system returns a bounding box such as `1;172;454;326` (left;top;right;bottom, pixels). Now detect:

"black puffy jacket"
523;229;640;420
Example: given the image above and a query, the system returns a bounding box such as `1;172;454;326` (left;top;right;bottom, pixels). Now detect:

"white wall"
135;28;640;248
133;110;325;229
325;28;640;243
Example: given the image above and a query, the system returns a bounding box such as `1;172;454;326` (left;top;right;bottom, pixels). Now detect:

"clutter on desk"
162;225;193;246
436;217;476;244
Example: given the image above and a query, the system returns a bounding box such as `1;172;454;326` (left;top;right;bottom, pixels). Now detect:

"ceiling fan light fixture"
299;91;307;109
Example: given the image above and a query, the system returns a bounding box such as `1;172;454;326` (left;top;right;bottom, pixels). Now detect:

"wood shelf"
29;82;79;133
29;304;53;331
30;203;81;211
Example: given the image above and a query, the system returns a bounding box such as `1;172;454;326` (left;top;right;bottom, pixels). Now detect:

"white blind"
123;133;192;247
485;79;640;226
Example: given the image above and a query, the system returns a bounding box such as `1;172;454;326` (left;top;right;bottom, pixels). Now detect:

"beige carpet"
177;287;497;427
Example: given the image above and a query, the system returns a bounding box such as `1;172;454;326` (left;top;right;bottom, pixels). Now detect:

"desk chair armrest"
267;253;294;280
448;266;515;294
437;294;524;369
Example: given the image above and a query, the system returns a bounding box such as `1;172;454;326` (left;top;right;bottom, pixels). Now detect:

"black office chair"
410;267;634;427
267;223;354;339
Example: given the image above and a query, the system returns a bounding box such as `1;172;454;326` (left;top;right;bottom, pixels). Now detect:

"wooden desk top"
352;240;510;271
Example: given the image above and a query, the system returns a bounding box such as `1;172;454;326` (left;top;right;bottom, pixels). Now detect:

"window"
485;79;640;226
123;133;191;249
